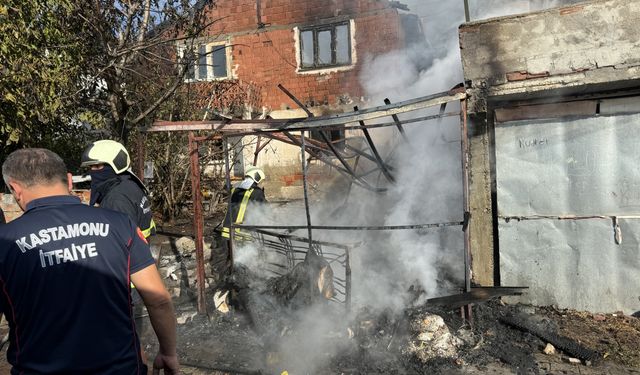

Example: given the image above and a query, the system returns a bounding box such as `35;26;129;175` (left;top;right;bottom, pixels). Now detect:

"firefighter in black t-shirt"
0;148;178;374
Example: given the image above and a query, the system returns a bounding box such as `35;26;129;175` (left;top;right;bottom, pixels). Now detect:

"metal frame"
143;89;472;317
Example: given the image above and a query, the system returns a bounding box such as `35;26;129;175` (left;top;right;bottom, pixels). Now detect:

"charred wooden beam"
500;313;603;364
423;287;527;309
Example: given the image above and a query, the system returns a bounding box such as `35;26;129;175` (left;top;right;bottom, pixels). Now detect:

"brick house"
180;0;423;113
174;0;424;199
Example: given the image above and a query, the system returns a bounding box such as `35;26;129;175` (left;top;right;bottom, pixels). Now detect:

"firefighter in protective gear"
80;140;156;239
221;166;266;240
81;139;158;364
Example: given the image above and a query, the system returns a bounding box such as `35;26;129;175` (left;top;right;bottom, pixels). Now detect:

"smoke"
233;1;584;372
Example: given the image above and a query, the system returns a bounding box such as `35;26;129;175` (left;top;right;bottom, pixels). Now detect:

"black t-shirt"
0;195;154;374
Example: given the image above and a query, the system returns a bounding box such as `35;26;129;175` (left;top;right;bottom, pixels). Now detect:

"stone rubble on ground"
213;290;230;313
175;236;196;256
176;311;199;325
405;313;462;362
543;343;556;355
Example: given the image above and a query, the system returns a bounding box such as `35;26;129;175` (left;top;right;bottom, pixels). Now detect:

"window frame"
179;41;230;82
298;21;352;71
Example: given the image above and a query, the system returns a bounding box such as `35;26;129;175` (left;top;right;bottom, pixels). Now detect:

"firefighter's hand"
152;353;180;374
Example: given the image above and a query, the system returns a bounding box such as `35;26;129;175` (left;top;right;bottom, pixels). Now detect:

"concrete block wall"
459;0;640;111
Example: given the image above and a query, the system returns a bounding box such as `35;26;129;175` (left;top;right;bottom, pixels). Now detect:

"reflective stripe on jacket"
222;188;254;239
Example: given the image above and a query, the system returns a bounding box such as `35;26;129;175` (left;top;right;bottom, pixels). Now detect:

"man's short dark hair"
2;148;68;187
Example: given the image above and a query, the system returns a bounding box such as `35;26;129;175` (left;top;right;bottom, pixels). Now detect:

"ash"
135;234;640;375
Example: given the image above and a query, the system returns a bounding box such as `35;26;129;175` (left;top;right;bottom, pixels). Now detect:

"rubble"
543;343;556;355
175;236;196;256
405;312;462;362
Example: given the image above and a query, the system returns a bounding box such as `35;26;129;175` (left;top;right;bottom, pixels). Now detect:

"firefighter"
80;139;156;363
221;166;267;240
80;139;156;239
216;167;267;275
0;148;178;374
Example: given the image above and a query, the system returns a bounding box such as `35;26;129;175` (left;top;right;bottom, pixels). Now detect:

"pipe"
188;132;207;314
354;105;395;183
223;137;235;269
300;131;315;257
384;98;410;143
464;0;471;22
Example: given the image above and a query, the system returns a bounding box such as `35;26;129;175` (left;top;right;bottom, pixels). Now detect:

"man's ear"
7;180;25;210
8;180;21;196
67;173;73;192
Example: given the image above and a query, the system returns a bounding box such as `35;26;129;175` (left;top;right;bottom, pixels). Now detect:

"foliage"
0;0;216;163
0;0;263;217
0;0;85;160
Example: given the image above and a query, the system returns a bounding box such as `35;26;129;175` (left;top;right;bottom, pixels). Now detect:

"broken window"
299;22;352;70
180;43;229;81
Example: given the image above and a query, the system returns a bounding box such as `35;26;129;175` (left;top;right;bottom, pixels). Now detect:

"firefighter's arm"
131;264;179;374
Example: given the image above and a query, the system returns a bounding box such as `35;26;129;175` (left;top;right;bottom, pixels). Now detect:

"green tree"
0;0;85;160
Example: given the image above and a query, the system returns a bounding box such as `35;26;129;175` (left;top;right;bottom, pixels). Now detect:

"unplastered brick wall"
0;191;91;223
202;0;395;34
190;0;405;110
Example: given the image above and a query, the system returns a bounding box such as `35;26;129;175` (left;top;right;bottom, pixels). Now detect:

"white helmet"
81;140;130;174
244;166;265;184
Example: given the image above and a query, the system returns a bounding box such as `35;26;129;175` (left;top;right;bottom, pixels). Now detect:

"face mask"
88;165;118;205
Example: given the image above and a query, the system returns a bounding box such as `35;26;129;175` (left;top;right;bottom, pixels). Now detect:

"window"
299;22;351;70
179;43;229;81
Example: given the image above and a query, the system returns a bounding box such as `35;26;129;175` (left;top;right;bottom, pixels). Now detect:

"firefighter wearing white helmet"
220;166;267;241
217;166;267;276
81;139;156;238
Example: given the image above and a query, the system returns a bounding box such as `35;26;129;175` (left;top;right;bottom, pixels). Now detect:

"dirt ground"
131;295;640;375
2;283;640;374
